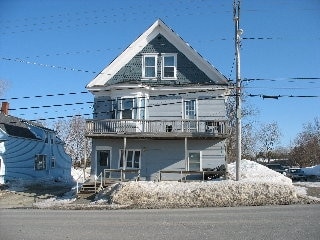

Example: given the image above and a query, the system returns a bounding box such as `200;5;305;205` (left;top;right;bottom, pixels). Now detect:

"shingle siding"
106;34;214;86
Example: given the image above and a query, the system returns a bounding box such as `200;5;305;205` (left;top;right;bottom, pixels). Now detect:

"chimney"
1;102;9;115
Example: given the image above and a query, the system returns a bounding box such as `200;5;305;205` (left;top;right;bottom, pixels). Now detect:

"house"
0;102;72;184
85;19;230;181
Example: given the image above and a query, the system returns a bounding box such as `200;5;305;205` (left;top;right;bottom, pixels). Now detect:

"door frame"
95;146;112;179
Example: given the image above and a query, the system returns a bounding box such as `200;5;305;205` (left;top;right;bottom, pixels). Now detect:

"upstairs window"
142;55;157;78
162;54;177;79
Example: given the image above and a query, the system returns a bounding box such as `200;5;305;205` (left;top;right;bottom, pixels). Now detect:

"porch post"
184;137;188;171
123;137;127;180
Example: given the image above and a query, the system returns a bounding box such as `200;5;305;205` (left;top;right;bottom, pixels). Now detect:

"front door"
97;149;111;178
184;100;197;131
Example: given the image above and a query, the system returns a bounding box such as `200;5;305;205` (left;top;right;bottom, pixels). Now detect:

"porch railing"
158;170;225;181
86;119;228;136
103;168;141;184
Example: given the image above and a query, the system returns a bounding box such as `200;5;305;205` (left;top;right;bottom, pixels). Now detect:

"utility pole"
234;0;243;181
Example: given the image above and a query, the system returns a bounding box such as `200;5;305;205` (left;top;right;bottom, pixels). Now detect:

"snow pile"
228;159;292;184
71;167;91;183
33;190;76;209
110;180;297;208
109;160;298;208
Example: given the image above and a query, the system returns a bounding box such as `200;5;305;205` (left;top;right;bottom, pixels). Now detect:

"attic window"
142;54;157;78
162;54;177;79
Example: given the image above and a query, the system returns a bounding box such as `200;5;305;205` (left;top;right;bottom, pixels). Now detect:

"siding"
92;138;225;181
1;136;71;182
106;34;215;86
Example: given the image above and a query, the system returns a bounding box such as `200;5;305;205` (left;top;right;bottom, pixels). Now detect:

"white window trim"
161;53;177;80
95;146;112;179
142;54;157;79
119;149;141;169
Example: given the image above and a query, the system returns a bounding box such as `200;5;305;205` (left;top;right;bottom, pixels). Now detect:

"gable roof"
0;113;53;140
87;19;228;88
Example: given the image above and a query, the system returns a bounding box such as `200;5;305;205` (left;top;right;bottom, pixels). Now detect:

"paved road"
1;205;319;240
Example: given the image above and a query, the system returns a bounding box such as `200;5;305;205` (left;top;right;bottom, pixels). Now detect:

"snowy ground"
1;161;319;209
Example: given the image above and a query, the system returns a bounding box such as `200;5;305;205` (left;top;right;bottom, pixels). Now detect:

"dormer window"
142;54;157;78
162;54;177;79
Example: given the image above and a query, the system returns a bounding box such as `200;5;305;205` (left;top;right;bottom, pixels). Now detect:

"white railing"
86;119;228;136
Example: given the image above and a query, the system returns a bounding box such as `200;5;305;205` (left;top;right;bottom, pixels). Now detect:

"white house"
85;19;230;182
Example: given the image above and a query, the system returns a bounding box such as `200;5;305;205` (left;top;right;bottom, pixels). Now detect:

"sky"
0;0;319;147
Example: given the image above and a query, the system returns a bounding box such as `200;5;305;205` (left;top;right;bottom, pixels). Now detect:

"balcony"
86;119;228;139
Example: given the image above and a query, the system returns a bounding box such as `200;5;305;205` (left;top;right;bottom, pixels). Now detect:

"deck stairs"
78;179;119;194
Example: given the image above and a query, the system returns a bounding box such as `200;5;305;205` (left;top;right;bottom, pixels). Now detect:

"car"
266;164;287;175
287;168;307;181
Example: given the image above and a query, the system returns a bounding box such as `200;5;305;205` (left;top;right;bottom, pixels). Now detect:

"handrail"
104;168;141;183
75;169;86;194
94;172;103;193
158;170;225;181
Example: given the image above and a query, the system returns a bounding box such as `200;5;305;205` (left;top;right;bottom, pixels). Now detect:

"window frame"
187;151;202;171
119;149;141;169
161;53;177;79
51;156;55;168
142;54;157;79
35;154;47;171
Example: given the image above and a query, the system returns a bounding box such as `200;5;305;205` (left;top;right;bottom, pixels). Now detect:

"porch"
85;119;228;138
78;168;226;193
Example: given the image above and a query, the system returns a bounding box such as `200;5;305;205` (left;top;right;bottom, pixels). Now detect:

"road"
1;205;319;240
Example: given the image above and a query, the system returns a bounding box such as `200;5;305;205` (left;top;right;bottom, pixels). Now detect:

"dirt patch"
0;183;72;209
307;187;320;199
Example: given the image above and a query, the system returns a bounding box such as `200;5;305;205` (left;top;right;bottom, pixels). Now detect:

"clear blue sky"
0;0;319;147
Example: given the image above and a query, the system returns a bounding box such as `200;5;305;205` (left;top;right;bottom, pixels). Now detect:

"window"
162;54;177;79
98;150;110;167
35;154;46;170
122;98;134;119
188;152;201;171
119;149;141;169
185;100;196;119
185;100;197;130
115;97;146;120
51;157;55;168
142;55;157;78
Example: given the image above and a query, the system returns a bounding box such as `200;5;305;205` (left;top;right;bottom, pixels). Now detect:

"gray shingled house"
0;105;72;184
85;19;230;182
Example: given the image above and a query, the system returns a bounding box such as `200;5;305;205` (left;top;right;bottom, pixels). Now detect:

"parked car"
266;164;287;175
287;168;307;181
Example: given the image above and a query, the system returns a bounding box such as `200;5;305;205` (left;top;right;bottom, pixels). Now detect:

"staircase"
78;179;119;194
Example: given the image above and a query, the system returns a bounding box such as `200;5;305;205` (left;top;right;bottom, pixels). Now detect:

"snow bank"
110;180;297;208
107;160;298;209
228;159;292;184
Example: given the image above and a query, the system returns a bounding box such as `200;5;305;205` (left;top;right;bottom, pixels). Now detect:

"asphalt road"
1;205;319;240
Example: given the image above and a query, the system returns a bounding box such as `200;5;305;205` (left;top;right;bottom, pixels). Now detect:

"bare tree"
54;116;91;167
256;122;281;163
226;90;258;162
0;80;9;97
290;117;320;167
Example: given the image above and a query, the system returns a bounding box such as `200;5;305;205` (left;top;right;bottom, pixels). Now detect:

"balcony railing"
86;119;228;137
